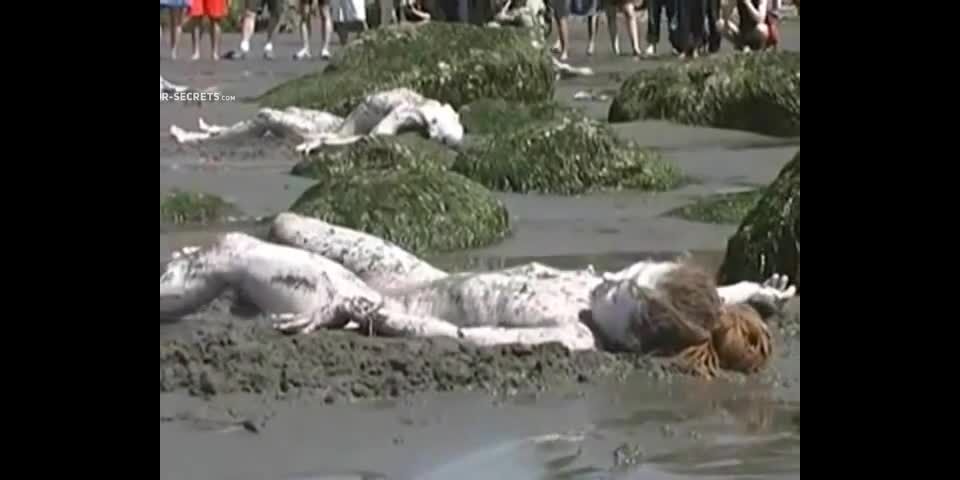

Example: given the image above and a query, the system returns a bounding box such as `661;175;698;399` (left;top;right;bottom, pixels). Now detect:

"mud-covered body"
169;88;464;153
160;214;795;358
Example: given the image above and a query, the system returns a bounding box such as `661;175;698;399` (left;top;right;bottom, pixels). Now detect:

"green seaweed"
459;99;577;136
609;51;800;137
258;23;554;116
290;166;510;255
718;151;800;290
290;135;455;179
454;112;683;195
160;191;238;226
667;190;765;225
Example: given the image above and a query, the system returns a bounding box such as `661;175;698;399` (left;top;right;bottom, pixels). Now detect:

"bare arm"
457;323;597;351
717;274;796;314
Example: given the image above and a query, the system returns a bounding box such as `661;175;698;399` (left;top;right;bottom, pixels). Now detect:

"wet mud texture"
160;321;681;404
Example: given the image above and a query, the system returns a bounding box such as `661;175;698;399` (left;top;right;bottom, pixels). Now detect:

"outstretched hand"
746;274;797;318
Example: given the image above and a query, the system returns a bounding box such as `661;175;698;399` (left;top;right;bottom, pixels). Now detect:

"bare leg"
191;17;201;60
319;2;333;57
606;7;620;55
211;19;222;60
621;2;641;56
160;245;231;318
160;233;384;331
240;10;257;55
170;119;264;143
555;14;569;60
263;6;282;59
586;15;599;55
297;1;313;59
171;107;343;144
168;8;185;59
270;213;448;292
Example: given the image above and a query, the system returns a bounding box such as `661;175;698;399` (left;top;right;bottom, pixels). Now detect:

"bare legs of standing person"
606;0;641;57
585;14;600;55
164;7;186;59
549;0;571;60
238;0;283;59
297;0;332;59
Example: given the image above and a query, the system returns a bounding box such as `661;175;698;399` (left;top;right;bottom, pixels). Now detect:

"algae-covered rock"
609;51;800;137
290;134;456;179
453;112;683;195
667;190;765;225
459;98;575;136
290;165;510;254
718;151;800;290
160;191;239;226
258;23;554;116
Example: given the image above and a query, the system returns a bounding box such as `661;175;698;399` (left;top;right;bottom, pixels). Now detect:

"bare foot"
586;43;595;56
191;51;200;61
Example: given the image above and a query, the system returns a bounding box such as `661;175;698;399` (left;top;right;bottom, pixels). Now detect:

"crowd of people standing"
550;0;782;61
159;0;786;62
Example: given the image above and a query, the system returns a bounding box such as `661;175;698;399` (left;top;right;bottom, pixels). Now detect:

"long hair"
631;264;723;356
628;263;773;377
713;303;773;373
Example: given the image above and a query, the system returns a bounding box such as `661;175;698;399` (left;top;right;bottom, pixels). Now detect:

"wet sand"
160;17;799;480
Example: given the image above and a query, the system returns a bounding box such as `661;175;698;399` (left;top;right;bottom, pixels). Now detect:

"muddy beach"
160;16;800;480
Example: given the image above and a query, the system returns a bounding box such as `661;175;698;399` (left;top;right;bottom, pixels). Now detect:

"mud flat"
160;19;799;480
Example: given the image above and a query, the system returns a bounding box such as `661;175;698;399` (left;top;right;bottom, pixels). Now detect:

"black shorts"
245;0;284;13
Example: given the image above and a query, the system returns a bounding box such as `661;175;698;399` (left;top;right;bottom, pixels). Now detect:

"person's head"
587;262;773;376
420;101;465;148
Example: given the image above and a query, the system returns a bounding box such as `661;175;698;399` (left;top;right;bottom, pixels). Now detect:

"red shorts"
190;0;228;18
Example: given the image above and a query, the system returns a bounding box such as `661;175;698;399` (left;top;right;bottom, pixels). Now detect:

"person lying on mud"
160;213;797;378
169;88;466;153
719;0;779;52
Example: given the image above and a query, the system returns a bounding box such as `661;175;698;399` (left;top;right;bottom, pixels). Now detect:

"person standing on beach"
604;0;642;58
643;0;675;56
236;0;285;59
296;0;334;60
189;0;228;60
672;0;706;58
549;0;572;60
160;0;191;59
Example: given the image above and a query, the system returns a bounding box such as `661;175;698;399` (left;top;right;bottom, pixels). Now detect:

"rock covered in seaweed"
289;140;510;254
453;104;683;195
290;135;455;179
718;150;800;290
609;51;800;137
258;23;554;116
160;190;240;226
